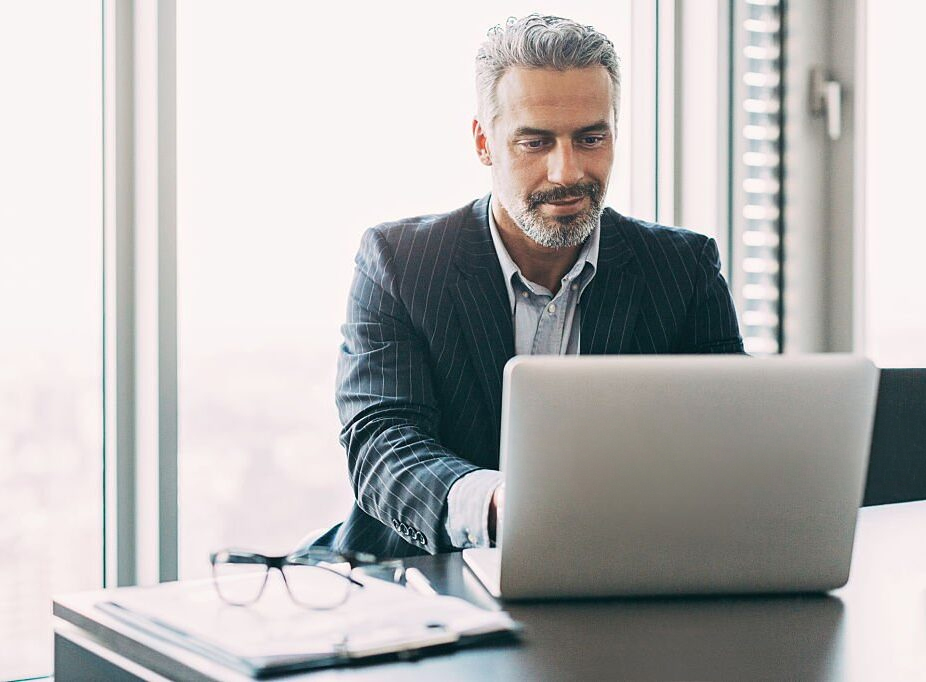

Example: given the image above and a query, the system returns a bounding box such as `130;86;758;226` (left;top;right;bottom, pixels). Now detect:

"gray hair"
475;14;621;127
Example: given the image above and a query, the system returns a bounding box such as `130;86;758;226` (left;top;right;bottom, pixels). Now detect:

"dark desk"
54;501;926;680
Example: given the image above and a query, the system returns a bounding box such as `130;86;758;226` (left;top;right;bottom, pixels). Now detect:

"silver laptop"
464;355;879;599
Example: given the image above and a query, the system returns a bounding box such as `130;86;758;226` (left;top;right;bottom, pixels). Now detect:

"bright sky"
0;2;101;357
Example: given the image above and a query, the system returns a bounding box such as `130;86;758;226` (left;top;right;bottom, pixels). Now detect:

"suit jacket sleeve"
680;236;745;353
335;227;480;554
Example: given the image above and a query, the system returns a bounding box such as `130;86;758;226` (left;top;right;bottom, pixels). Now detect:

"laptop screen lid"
492;354;879;600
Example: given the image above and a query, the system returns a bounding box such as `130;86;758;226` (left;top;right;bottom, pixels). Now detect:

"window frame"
103;0;178;587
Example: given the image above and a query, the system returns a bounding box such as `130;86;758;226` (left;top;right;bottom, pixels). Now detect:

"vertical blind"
736;0;783;354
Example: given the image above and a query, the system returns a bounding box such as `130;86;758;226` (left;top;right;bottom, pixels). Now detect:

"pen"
404;567;438;596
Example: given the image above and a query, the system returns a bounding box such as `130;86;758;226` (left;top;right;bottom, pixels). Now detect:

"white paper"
98;573;517;666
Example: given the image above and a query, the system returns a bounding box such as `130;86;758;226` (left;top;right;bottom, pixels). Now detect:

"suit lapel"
580;210;643;355
450;196;514;440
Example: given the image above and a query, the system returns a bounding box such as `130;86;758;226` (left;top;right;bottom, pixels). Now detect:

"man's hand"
488;484;505;544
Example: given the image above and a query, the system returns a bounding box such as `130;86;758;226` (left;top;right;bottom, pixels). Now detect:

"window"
0;2;103;678
863;2;926;367
176;1;636;577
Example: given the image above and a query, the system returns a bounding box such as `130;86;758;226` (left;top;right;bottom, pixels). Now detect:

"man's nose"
547;142;584;187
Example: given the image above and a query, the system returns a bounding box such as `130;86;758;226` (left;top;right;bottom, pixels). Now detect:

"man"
331;15;743;559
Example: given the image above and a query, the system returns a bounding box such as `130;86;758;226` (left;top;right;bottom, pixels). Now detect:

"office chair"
863;368;926;506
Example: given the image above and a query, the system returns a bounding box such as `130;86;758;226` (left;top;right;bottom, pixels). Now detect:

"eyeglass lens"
281;562;354;609
212;559;270;605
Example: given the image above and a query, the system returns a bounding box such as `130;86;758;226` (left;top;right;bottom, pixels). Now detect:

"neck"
491;197;583;294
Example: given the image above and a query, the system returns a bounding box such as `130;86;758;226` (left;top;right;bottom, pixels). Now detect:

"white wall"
863;1;926;366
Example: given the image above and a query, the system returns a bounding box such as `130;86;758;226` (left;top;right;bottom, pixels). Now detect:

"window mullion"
103;0;178;588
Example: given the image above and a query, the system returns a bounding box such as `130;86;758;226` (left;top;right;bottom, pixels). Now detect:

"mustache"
528;181;602;209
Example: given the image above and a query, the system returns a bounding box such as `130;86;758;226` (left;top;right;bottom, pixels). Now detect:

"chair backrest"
863;368;926;506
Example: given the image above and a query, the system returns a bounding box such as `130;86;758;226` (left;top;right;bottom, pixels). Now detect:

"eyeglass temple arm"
282;553;368;587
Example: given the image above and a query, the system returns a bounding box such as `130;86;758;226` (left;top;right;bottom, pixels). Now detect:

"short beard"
510;181;604;249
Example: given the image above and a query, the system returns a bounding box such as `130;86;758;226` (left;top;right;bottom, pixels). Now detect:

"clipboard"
96;573;521;677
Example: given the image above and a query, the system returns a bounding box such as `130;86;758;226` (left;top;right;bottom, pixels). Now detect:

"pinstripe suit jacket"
333;194;744;558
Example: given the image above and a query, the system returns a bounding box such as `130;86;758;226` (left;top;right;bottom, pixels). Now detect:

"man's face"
476;66;616;249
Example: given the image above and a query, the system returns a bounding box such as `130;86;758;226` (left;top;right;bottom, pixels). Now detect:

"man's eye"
519;139;549;150
580;135;606;147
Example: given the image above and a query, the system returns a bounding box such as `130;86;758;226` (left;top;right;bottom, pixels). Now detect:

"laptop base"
462;548;501;598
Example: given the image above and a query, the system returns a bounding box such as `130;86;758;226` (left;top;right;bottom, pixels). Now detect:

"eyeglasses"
209;547;402;609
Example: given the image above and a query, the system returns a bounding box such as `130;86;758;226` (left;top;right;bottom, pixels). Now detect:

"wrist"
488;484;504;544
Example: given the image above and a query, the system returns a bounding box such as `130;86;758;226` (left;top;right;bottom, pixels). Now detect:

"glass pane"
864;3;926;367
0;1;103;677
177;2;633;578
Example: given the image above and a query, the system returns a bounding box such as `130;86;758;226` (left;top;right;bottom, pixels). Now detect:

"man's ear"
472;118;492;166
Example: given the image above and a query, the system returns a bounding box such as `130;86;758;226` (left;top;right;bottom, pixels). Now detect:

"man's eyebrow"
511;121;612;137
511;126;554;137
575;120;612;135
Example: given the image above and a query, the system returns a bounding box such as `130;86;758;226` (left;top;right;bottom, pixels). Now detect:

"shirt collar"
487;202;600;313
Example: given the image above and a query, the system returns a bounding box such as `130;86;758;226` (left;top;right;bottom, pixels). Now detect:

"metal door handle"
810;66;842;141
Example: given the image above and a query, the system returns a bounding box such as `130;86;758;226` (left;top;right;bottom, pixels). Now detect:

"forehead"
494;66;614;133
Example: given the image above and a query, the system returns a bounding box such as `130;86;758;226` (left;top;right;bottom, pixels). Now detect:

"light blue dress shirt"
444;208;600;549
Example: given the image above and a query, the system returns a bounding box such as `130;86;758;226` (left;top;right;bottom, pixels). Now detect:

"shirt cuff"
444;469;505;549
